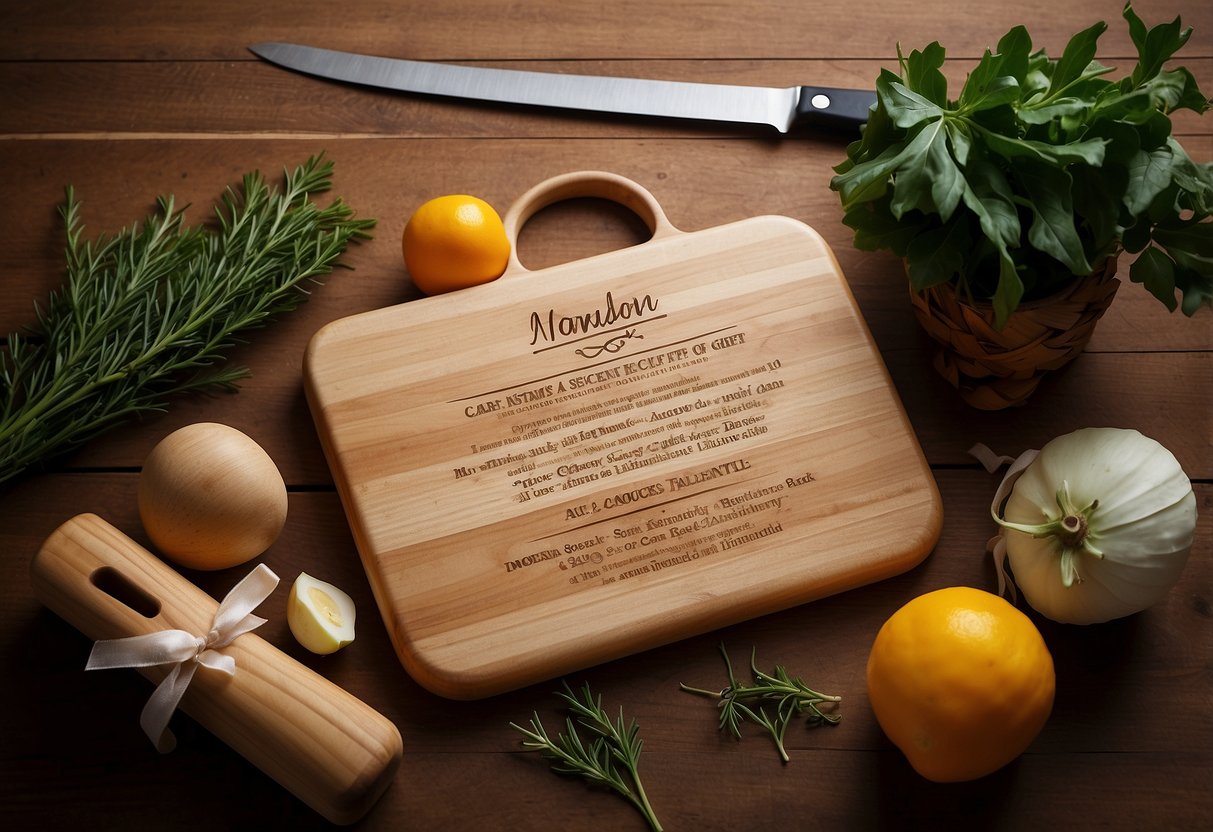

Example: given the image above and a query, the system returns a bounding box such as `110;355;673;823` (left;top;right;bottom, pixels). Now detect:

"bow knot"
86;563;279;753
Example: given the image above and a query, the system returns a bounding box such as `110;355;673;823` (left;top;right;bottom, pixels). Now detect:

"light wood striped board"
304;172;942;699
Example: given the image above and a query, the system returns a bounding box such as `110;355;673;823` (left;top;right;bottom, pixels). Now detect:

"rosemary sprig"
0;155;374;485
681;643;842;763
510;681;663;832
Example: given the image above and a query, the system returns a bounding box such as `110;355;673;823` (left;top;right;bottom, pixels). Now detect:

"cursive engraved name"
529;291;659;347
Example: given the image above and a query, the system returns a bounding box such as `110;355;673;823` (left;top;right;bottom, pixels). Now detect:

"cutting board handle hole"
513;197;652;270
502;170;677;274
90;567;162;618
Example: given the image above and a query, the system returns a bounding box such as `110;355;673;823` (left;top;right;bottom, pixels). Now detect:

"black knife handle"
794;86;877;134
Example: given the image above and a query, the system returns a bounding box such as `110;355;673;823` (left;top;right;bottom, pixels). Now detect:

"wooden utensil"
305;171;943;700
29;513;403;825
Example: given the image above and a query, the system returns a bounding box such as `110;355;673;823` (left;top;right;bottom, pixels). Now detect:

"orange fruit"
402;194;510;295
866;586;1055;782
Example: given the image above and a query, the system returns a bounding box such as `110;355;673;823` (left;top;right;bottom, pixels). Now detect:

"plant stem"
993;479;1103;586
511;681;663;832
681;644;841;764
0;155;374;485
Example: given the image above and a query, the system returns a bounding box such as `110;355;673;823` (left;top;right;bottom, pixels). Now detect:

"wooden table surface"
2;1;1209;829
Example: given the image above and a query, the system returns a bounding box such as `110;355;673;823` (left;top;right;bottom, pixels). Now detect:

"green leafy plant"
831;2;1212;328
0;155;374;485
511;681;663;831
680;644;841;763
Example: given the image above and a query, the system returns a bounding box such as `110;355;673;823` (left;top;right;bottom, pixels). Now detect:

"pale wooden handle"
500;170;679;275
29;514;402;825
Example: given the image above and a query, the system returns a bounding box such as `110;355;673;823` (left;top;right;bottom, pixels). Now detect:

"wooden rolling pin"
29;513;403;825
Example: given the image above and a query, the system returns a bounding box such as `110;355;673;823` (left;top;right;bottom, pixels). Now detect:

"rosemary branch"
0;155;374;485
511;681;663;832
681;643;842;763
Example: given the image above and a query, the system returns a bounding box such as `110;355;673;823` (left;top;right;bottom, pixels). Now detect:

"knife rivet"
810;93;831;110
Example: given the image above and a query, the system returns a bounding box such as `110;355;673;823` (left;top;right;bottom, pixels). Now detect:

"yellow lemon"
866;586;1055;782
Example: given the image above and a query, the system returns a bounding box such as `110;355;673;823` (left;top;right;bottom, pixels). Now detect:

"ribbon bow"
970;442;1039;602
86;563;280;753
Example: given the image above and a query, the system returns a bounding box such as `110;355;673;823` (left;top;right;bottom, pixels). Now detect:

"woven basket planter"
909;256;1121;410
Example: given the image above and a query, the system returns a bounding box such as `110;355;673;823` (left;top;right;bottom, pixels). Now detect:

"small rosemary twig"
681;643;842;763
511;680;663;832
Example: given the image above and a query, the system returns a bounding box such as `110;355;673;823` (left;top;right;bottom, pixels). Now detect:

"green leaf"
961;161;1020;250
1124;146;1177;216
882;80;945;129
831;137;910;208
1014;160;1091;274
842;198;930;256
960;50;1021;112
991;252;1025;329
838;71;901;170
1147;69;1209;115
903;41;949;106
982;129;1107;168
1176;267;1213;315
1048;20;1108;96
1124;1;1149;54
946;120;971;167
906;220;972;290
1144;183;1184;224
1160;67;1211;115
1121;217;1152;253
1023;68;1051;99
1072;166;1123;253
971;77;1022;113
1103;70;1210;123
928;129;968;221
889;119;965;220
995;25;1033;82
1093;119;1143;165
1126;2;1192;86
832;118;950;213
1017;97;1089;125
1166;139;1213;214
958;161;1023;328
1098;86;1162;122
1154;221;1213;271
1128;246;1178;310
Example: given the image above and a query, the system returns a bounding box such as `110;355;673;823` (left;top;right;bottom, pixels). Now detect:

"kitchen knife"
249;42;875;134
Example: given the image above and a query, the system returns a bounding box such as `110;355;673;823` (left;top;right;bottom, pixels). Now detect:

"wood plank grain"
2;474;1208;828
4;1;1209;828
3;746;1208;830
888;350;1213;475
3;0;1209;61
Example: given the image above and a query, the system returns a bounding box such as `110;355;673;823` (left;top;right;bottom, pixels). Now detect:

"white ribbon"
970;443;1039;602
86;563;279;753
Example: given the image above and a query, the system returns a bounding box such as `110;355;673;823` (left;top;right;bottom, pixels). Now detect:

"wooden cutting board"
305;171;942;699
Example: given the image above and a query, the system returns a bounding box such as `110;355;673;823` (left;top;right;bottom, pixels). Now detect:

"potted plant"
830;2;1211;409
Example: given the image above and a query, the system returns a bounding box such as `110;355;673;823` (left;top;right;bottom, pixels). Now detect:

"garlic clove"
287;573;356;655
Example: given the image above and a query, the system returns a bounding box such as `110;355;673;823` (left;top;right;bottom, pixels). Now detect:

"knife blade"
249;42;874;134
